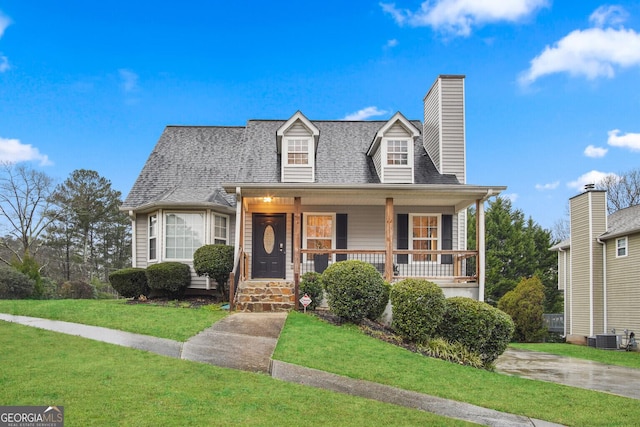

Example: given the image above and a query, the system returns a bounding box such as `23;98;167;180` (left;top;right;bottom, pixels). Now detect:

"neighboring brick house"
122;75;506;310
551;188;640;345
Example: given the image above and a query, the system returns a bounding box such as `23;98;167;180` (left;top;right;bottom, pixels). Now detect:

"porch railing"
229;247;245;310
543;313;564;333
299;249;477;282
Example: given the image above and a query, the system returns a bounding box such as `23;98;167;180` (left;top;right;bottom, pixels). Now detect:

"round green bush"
498;276;546;342
0;267;35;299
437;297;514;366
322;260;387;323
193;244;234;299
390;279;445;343
108;268;149;298
368;280;391;321
146;262;191;298
299;272;324;310
58;280;97;299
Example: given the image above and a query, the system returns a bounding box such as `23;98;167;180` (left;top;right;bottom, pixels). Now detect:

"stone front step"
235;281;296;312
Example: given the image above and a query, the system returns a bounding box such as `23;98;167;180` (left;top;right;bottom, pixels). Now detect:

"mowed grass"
0;322;470;427
274;312;640;427
0;299;226;341
511;342;640;369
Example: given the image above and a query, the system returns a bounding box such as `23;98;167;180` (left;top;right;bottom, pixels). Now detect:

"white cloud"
118;69;139;93
502;192;519;203
0;137;52;166
535;181;559;190
343;106;388;121
567;170;617;190
380;0;548;36
589;5;628;28
0;11;10;38
607;129;640;151
386;38;399;48
0;55;8;72
584;144;608;158
519;7;640;85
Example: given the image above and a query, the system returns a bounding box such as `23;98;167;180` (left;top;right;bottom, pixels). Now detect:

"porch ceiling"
224;183;506;211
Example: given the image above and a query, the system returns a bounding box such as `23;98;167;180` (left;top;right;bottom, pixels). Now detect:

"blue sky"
1;1;639;230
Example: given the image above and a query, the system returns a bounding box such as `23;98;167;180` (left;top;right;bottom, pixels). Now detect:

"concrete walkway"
496;347;640;400
0;312;564;426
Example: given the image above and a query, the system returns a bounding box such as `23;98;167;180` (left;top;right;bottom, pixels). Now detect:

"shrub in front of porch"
146;262;191;298
389;279;445;343
109;268;149;298
193;244;234;301
437;297;514;366
299;272;324;311
322;260;387;323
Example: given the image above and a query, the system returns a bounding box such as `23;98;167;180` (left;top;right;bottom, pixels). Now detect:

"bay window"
165;212;204;259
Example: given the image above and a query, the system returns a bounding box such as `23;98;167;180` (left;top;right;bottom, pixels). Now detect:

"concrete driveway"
495;348;640;400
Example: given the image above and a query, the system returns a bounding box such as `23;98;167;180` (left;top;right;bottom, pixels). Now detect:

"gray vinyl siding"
439;78;466;183
606;233;640;334
591;192;606;334
423;80;441;172
283;166;313;182
570;194;592;336
383;168;413;183
135;215;148;268
372;148;382;181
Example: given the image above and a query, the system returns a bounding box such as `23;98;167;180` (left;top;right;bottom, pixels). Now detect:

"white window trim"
148;213;158;261
283;137;314;168
211;212;230;245
164;211;206;261
302;212;336;262
409;213;441;263
383;138;412;167
616;236;628;258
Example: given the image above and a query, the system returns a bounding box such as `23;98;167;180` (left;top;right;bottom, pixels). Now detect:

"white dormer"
277;111;320;183
367;112;420;184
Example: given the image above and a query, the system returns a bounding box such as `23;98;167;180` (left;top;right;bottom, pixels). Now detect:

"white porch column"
234;187;242;265
477;199;486;302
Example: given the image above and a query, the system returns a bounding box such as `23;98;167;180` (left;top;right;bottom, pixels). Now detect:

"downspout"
597;237;607;333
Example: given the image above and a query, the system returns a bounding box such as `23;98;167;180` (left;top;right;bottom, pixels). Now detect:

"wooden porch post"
477;199;486;302
385;198;394;282
294;197;301;310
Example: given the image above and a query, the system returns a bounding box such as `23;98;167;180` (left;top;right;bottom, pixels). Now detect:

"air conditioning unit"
587;336;596;347
595;334;618;350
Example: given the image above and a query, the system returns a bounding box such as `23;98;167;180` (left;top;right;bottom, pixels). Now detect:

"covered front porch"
225;183;503;311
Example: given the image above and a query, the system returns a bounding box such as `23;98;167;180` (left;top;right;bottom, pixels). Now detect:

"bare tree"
551;203;570;242
597;168;640;213
0;163;57;264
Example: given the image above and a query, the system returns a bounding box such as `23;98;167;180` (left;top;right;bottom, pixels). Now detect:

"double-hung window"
213;214;229;245
148;214;157;261
305;214;334;260
286;139;310;165
616;237;628;258
165;212;204;259
386;139;409;165
411;214;439;262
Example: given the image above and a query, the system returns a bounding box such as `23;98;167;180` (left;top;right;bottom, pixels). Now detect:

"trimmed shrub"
109;268;149;298
437;297;514;366
498;276;546;342
193;244;234;300
58;280;97;299
368;281;391;321
0;267;35;299
390;279;445;342
299;272;324;311
322;260;387;323
146;262;191;298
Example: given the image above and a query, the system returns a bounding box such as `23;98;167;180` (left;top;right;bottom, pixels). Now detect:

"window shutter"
397;214;408;264
336;214;348;261
442;215;453;265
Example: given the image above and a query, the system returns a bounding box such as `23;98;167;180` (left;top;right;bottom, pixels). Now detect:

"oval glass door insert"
263;225;275;254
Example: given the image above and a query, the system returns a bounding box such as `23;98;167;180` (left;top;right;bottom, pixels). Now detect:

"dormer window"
387;139;409;165
286;138;311;165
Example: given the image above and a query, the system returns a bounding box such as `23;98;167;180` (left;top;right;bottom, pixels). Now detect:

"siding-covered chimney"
569;188;607;337
423;75;466;184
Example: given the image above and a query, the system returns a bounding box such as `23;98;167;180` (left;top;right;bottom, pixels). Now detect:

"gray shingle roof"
123;119;460;210
600;204;640;240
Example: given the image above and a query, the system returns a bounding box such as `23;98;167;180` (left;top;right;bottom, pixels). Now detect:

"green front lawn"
0;299;226;341
0;322;469;426
274;312;640;426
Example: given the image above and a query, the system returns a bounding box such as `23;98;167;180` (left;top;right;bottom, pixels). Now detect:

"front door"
252;213;286;279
